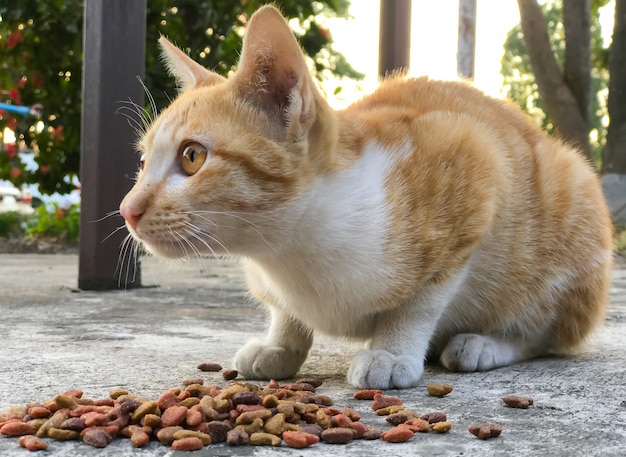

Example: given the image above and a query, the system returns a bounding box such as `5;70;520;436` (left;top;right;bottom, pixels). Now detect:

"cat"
119;5;614;389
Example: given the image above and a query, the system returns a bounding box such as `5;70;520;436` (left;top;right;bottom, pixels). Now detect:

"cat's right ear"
158;36;225;91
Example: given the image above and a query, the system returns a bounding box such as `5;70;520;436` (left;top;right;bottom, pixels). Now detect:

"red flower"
54;209;65;220
8;88;21;105
53;125;64;142
7;30;23;50
5;143;17;159
39;165;50;173
9;166;22;179
6;116;17;131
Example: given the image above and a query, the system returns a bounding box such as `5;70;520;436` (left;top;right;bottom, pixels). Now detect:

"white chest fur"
244;143;409;337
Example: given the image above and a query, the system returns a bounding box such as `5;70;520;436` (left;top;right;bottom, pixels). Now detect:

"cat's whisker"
90;210;123;224
136;76;158;123
185;210;274;252
115;233;134;288
116;106;147;135
101;224;128;245
182;220;232;257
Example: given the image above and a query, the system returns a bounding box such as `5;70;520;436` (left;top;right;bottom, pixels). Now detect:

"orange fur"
120;6;613;389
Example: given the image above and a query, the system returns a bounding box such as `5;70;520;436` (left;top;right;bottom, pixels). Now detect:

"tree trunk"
516;0;593;163
563;0;592;125
603;0;626;173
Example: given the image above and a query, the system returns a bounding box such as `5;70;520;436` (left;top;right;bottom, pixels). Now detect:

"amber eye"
180;142;208;175
139;153;146;170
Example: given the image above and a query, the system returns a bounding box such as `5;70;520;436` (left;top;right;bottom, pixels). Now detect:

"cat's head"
119;6;335;258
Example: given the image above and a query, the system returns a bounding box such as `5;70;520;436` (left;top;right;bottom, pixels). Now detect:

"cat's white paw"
440;334;522;372
347;349;423;389
233;339;308;380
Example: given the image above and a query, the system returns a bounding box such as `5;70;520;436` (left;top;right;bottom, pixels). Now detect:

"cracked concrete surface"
0;254;625;456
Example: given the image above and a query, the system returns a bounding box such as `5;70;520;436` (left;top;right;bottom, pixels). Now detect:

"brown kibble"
427;384;453;397
263;412;286;435
421;411;447;424
48;427;80;440
172;436;204;451
1;420;36;436
53;394;78;410
173;429;212;445
431;421;452;433
130;401;159;423
185;405;203;427
197;362;222;372
362;426;382;440
140;413;161;429
37;411;68;437
222;369;239;380
502;395;534;409
353;389;383;400
296;378;323;388
182;378;204;387
371;394;403;411
403;418;430;433
18;435;48;451
321;427;354;444
108;388;129;400
60;417;86;432
249;431;282;446
156;426;184;444
161;405;188;427
375;405;405;416
381;425;415;443
28;406;51;419
82;428;112;448
283;430;320;448
226;428;249;446
205;420;232;443
469;422;503;440
130;429;150;447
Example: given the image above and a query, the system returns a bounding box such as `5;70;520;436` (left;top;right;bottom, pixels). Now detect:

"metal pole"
457;0;477;79
79;0;146;290
379;0;412;78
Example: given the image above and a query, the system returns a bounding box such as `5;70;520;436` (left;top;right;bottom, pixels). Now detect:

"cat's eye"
180;142;208;175
139;153;146;170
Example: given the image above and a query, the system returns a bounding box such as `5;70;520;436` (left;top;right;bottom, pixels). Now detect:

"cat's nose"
120;202;143;231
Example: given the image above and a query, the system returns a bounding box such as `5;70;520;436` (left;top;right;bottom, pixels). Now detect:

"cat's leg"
439;334;531;372
233;308;313;380
347;273;466;390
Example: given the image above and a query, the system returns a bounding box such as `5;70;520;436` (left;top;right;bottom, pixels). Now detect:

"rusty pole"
79;0;146;290
379;0;412;78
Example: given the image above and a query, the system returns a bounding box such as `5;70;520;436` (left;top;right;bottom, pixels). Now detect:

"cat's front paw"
347;349;424;389
233;339;308;380
440;334;522;372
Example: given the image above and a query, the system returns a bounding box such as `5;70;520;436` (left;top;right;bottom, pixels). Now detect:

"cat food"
282;430;320;448
353;389;383;400
197;362;223;372
222;369;239;380
431;421;452;433
380;425;415;443
18;435;48;451
320;427;354;444
502;395;534;408
421;411;447;424
468;423;503;440
427;384;453;397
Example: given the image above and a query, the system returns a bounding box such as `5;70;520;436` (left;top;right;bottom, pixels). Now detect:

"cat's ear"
233;5;316;141
158;36;225;91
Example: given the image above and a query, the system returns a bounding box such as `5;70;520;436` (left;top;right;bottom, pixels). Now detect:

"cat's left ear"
233;5;316;141
159;36;226;91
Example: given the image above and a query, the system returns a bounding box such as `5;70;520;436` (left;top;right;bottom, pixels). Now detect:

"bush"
0;211;27;237
26;203;80;242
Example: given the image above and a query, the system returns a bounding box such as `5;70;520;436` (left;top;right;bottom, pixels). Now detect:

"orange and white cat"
119;5;613;389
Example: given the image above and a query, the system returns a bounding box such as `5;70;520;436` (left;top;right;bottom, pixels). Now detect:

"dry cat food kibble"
427;384;453;397
0;380;517;450
502;395;534;409
468;422;503;440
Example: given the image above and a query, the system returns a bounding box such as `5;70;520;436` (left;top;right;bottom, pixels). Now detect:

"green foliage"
26;202;79;241
501;0;610;160
0;210;26;237
0;0;362;194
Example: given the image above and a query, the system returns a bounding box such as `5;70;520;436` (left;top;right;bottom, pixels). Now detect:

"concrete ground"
0;253;624;456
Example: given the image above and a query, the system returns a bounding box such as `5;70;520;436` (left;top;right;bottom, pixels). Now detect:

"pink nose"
120;203;144;231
